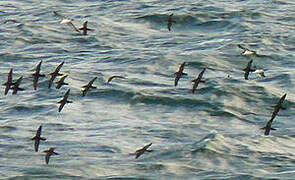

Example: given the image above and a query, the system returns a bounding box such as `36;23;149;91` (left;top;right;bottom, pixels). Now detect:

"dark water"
1;0;295;179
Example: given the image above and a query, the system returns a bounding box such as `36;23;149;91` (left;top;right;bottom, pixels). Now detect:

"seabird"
3;19;19;24
192;68;206;94
43;147;59;165
12;76;24;95
57;89;72;112
78;21;93;35
55;75;68;89
82;77;97;97
174;62;187;86
261;93;287;135
48;62;64;89
3;68;13;95
60;18;80;33
243;59;254;80
31;125;46;152
253;69;266;77
33;61;45;90
238;44;257;56
107;75;126;83
166;13;176;31
135;143;153;159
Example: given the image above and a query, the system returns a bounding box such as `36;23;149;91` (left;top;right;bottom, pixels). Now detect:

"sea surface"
1;0;295;179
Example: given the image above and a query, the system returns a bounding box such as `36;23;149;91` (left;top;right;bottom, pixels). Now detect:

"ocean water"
1;0;295;179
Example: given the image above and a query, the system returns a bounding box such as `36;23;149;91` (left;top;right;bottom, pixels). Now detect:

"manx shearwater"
12;76;24;95
166;13;176;31
43;147;59;164
56;75;68;89
33;61;45;90
58;89;72;112
192;68;206;94
31;125;46;152
135;143;153;159
82;77;97;97
238;44;257;56
48;62;64;89
261;93;287;135
78;21;93;35
253;69;266;78
174;62;187;86
107;75;126;83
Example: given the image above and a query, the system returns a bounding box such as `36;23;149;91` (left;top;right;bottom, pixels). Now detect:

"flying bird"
82;77;97;96
243;60;254;80
106;75;126;83
238;44;257;56
253;69;266;78
33;61;45;90
3;68;14;95
58;89;72;112
12;76;24;95
166;13;176;31
48;62;64;89
78;21;93;35
192;68;206;94
43;147;59;165
31;125;46;152
135;143;153;159
60;18;80;33
3;19;19;24
261;93;287;135
55;75;68;89
174;62;187;86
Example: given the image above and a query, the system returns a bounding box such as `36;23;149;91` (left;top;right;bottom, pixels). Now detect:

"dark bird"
174;62;187;86
135;143;153;159
243;60;254;80
261;93;287;135
78;21;93;35
58;89;72;112
192;68;206;94
238;44;257;56
82;77;97;97
3;19;19;24
12;76;24;95
33;61;45;90
31;125;46;152
48;62;64;89
43;147;59;165
166;13;176;31
55;75;68;89
3;68;14;95
106;75;126;83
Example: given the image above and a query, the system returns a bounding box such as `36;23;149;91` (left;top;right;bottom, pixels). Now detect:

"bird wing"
64;89;70;99
192;81;199;94
4;84;10;95
174;73;180;86
8;69;13;83
244;70;249;80
68;22;80;32
48;75;55;89
45;153;50;164
55;62;65;73
238;44;247;51
58;101;66;112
